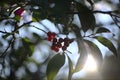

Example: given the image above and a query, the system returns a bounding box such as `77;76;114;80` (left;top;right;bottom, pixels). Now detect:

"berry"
51;32;56;37
63;37;74;47
64;42;69;47
14;8;24;16
64;37;69;42
56;42;62;48
58;38;64;43
47;32;56;41
62;45;67;51
63;37;70;47
51;46;59;52
47;32;51;36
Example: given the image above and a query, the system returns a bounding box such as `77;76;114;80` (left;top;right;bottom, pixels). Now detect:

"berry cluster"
47;32;74;52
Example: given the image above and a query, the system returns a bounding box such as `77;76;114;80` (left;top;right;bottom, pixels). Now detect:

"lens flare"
83;55;97;72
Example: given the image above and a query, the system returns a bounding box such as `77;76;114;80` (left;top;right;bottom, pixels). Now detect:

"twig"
0;36;15;57
0;31;10;34
31;25;47;33
110;15;120;28
0;21;33;57
93;10;118;14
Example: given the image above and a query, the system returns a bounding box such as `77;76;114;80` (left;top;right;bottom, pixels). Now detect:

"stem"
66;53;74;80
31;25;47;33
68;71;73;80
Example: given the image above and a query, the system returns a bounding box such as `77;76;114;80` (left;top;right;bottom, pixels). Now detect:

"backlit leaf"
72;23;88;72
46;53;65;80
74;39;88;72
84;40;103;67
94;36;117;56
66;54;73;80
76;1;96;32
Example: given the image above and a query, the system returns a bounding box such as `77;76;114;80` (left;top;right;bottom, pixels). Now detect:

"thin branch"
0;21;33;58
31;25;47;33
110;15;120;28
0;31;10;34
93;10;118;14
0;36;15;57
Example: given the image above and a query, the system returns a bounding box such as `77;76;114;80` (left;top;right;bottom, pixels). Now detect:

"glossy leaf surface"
46;53;65;80
94;36;117;56
84;40;103;67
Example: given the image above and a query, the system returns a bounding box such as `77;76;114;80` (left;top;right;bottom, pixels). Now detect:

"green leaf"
94;36;117;56
46;53;65;80
74;40;88;72
96;27;111;34
22;38;34;56
72;24;88;72
84;40;103;67
76;2;96;32
66;54;73;80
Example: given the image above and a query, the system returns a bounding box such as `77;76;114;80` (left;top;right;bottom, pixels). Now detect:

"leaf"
46;53;65;80
48;0;72;17
72;24;88;72
22;38;34;56
86;0;94;6
74;40;88;72
96;27;111;34
66;54;73;80
84;40;103;67
94;36;117;56
76;1;96;32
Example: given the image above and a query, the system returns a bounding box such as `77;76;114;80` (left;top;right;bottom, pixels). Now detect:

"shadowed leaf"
96;27;111;34
46;53;65;80
94;36;117;56
76;1;96;32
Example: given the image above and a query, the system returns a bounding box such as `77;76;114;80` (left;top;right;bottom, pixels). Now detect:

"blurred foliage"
0;0;120;80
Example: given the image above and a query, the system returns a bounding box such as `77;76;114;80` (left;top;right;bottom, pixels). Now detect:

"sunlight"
83;55;97;72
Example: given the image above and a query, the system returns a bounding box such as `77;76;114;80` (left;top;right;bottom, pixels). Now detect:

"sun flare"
83;55;97;72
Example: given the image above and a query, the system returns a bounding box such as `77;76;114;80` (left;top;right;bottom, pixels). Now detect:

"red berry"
51;46;59;52
51;46;54;50
56;42;62;48
47;32;56;41
14;8;24;16
51;32;56;37
54;47;59;52
47;32;51;36
47;37;52;41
